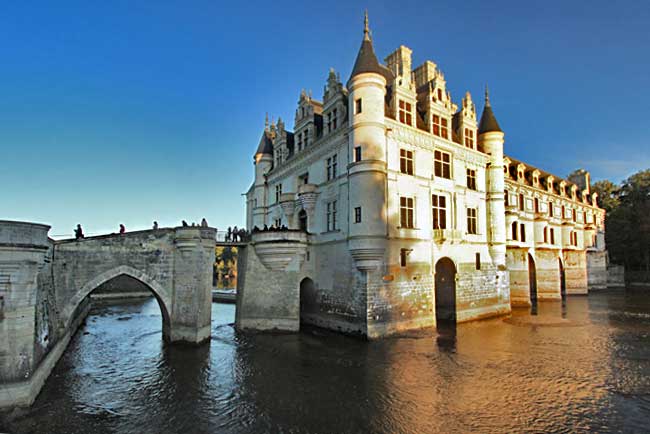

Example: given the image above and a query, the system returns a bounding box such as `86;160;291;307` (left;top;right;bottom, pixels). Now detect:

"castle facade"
239;14;607;337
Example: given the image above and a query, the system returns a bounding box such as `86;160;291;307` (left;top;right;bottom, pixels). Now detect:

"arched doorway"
528;253;537;304
299;277;316;326
435;257;457;324
298;210;308;231
559;258;566;298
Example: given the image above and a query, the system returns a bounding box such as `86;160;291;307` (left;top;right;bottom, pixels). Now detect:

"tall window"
572;208;577;222
327;155;338;181
275;184;282;202
512;221;518;240
550;228;555;244
398;100;412;125
327;108;338;132
274;218;282;227
520;223;526;242
326;201;337;231
464;128;474;148
400;149;414;175
355;98;362;114
543;226;548;243
354;146;362;162
467;208;477;235
432;194;447;229
434;150;451;179
534;198;539;213
354;207;361;223
432;114;449;139
548;201;554;217
466;169;477;190
400;197;414;228
505;192;509;206
519;193;525;211
400;249;408;267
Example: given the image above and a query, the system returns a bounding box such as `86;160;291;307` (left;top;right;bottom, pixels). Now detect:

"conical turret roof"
255;130;274;155
349;11;393;82
478;86;502;134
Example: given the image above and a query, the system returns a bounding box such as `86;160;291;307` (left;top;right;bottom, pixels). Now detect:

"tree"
594;169;650;274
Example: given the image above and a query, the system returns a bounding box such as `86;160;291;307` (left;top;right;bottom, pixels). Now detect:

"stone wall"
507;248;531;306
536;250;561;300
456;263;510;321
302;241;367;335
587;250;608;290
564;250;588;295
235;231;308;332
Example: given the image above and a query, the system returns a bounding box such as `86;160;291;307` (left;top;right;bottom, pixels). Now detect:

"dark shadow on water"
435;320;457;352
530;301;538;316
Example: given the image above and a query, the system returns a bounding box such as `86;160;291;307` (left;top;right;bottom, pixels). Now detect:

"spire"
364;10;370;41
478;84;502;134
349;11;392;82
265;112;269;130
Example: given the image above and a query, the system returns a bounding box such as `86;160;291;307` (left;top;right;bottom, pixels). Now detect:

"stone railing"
432;229;463;244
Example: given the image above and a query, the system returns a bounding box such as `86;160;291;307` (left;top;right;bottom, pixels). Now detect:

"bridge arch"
62;265;172;338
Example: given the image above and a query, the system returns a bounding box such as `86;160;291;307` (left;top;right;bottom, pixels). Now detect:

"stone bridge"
0;220;216;407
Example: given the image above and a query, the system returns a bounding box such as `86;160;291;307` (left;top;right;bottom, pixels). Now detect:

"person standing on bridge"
201;218;208;227
119;224;125;234
226;227;232;242
153;221;159;230
74;224;84;240
232;226;239;242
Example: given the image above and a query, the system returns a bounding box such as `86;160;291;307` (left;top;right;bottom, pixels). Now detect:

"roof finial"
485;84;490;107
265;112;269;130
364;10;370;41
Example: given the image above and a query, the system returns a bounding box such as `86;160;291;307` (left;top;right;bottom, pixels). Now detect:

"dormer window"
437;88;442;101
464;128;474;148
398;100;412;125
432;115;448;139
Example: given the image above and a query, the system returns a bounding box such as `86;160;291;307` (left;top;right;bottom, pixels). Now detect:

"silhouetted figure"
226;227;232;242
119;224;125;234
201;218;208;227
182;220;188;227
238;228;246;241
233;226;239;242
74;224;84;240
153;221;159;230
263;224;268;231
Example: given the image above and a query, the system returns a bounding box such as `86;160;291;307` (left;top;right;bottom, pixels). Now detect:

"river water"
2;290;650;434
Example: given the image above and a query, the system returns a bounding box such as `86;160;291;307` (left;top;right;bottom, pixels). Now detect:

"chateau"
239;14;607;337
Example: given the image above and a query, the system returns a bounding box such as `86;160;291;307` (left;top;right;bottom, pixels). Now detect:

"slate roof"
478;103;502;134
255;130;274;155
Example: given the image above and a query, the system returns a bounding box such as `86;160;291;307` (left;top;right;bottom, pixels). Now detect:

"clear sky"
2;0;648;238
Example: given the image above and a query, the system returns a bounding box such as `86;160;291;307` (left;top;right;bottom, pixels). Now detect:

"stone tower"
251;119;274;228
478;87;507;268
346;12;390;274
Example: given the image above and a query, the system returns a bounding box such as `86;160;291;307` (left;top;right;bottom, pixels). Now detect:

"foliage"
593;169;650;271
214;246;238;288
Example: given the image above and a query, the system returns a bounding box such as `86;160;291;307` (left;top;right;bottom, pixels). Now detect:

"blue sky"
2;0;648;237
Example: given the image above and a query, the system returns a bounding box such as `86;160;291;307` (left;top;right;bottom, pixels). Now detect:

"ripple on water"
2;290;650;434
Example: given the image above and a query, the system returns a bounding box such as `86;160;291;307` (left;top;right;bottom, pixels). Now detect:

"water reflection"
2;290;650;433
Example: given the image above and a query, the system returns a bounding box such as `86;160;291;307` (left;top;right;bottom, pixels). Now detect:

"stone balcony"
432;229;463;244
251;230;308;271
